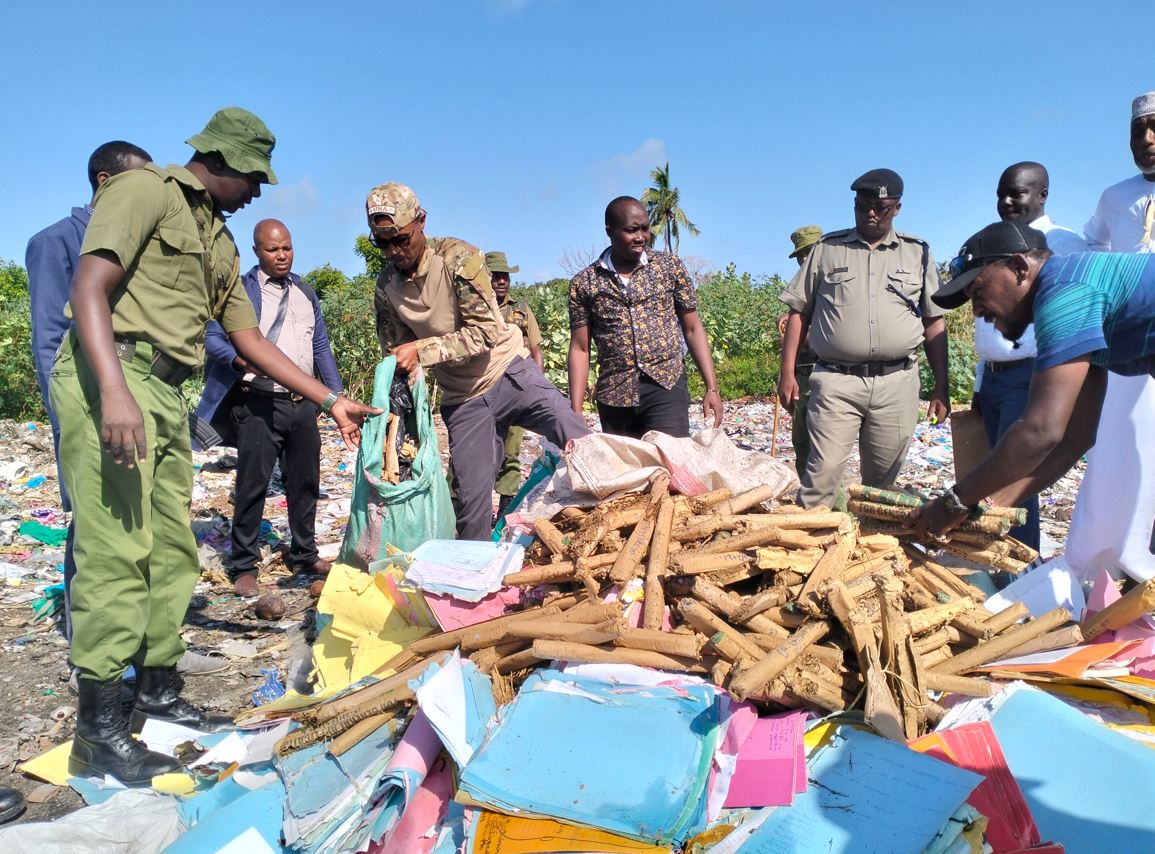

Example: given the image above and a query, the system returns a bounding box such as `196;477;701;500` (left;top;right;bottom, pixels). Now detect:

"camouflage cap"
484;251;519;274
366;183;421;234
186;107;278;184
789;225;823;259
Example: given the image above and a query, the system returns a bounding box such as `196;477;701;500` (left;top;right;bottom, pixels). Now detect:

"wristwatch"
320;391;340;414
941;485;975;517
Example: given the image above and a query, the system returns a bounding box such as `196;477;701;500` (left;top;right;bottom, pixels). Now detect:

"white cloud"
264;176;320;218
591;138;667;193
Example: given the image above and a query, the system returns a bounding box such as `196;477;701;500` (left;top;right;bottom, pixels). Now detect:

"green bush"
315;267;380;405
0;261;43;420
918;263;977;403
512;278;573;392
0;299;43;420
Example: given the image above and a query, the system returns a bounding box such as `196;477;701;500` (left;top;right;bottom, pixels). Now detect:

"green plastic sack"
340;357;455;568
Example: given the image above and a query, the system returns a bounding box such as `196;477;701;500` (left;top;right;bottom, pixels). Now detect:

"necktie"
1142;198;1155;248
264;279;291;345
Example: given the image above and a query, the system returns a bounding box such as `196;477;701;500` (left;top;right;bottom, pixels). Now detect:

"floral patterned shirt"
569;248;697;406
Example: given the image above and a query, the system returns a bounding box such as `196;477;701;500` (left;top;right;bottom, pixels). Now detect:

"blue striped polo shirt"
1033;252;1155;375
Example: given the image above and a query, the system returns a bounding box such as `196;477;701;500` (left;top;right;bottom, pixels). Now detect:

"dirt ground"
0;403;1080;826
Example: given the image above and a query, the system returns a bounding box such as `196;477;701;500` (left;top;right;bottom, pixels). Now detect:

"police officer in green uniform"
56;108;376;785
778;169;950;508
485;251;543;519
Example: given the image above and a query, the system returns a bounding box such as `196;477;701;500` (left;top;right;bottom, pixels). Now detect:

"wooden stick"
771;397;780;457
494;648;544;674
984;602;1030;636
913;625;959;655
671;516;742;543
406;606;562;656
608;510;656;583
531;639;703;672
677;599;764;662
1004;624;1083;657
503;561;580;586
668;551;751;575
932;607;1072;675
770;511;850;531
691;487;733;513
1081;578;1155;641
728;621;831;701
920;646;953;668
329;710;401;757
383;414;401;483
951;609;996;641
923;672;993;698
714;484;776;518
643;498;675;629
689;577;790;642
534;519;569;556
612;625;702;659
728;587;788;623
504;619;618;645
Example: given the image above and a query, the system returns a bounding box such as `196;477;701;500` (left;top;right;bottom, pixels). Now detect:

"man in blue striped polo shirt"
910;219;1155;543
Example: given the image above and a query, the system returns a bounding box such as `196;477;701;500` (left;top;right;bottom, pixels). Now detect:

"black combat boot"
130;666;234;733
496;493;514;522
0;786;26;823
69;677;180;785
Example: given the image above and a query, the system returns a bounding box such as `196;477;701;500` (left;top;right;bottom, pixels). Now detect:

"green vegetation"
642;162;699;255
0;260;42;419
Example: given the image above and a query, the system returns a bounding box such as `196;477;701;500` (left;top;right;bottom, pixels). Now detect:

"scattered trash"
251;668;286;706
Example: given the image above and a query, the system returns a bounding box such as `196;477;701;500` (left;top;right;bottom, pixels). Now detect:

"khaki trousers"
51;337;197;681
800;363;919;508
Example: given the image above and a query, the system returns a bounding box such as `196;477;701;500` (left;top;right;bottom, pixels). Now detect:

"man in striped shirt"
910;219;1155;542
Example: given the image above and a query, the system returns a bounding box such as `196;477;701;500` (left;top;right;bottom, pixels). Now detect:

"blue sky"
2;1;1151;285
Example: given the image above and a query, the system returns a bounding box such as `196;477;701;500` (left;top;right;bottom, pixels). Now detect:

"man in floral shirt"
567;196;722;438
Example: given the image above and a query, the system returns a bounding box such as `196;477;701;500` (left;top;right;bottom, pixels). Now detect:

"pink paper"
384;710;442;780
723;711;806;808
794;718;807;794
1084;568;1122;618
370;760;454;854
423;586;522;632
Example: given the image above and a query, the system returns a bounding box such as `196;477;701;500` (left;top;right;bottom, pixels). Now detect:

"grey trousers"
441;357;590;540
800;362;920;508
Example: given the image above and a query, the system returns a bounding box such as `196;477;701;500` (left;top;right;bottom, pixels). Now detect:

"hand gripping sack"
340;357;455;568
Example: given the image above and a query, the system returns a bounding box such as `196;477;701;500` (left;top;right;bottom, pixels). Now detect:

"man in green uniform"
57;108;375;785
485;250;543;519
778;169;950;507
778;225;822;479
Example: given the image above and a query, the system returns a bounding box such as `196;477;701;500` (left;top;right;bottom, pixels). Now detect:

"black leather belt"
817;357;912;378
985;358;1034;374
113;337;194;387
240;383;304;402
796;363;816;377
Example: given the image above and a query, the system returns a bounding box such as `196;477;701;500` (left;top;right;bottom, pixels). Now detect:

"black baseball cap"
933;221;1049;309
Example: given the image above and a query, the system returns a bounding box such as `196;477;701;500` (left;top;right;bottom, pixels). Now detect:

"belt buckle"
290;392;303;402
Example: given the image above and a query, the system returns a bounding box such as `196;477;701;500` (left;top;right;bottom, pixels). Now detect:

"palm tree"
641;162;700;255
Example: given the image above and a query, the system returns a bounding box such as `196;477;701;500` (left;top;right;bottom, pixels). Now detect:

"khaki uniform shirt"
76;164;257;367
500;296;542;350
375;237;526;405
781;228;943;364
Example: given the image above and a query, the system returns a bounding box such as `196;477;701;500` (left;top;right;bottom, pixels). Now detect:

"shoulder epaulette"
895;231;929;246
819;228;854;242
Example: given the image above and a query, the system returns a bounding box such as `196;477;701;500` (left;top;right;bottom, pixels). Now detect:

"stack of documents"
405;540;524;602
722;710;807;808
458;666;719;846
739;727;982;852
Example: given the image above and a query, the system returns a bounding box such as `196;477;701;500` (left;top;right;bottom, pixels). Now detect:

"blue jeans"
978;359;1040;550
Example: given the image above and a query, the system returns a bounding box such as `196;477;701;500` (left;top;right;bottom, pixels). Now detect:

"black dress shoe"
69;678;179;786
0;787;25;824
130;666;234;734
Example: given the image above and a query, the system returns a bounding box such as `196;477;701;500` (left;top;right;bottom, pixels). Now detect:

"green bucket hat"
484;251;519;274
186;107;278;184
789;224;823;259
